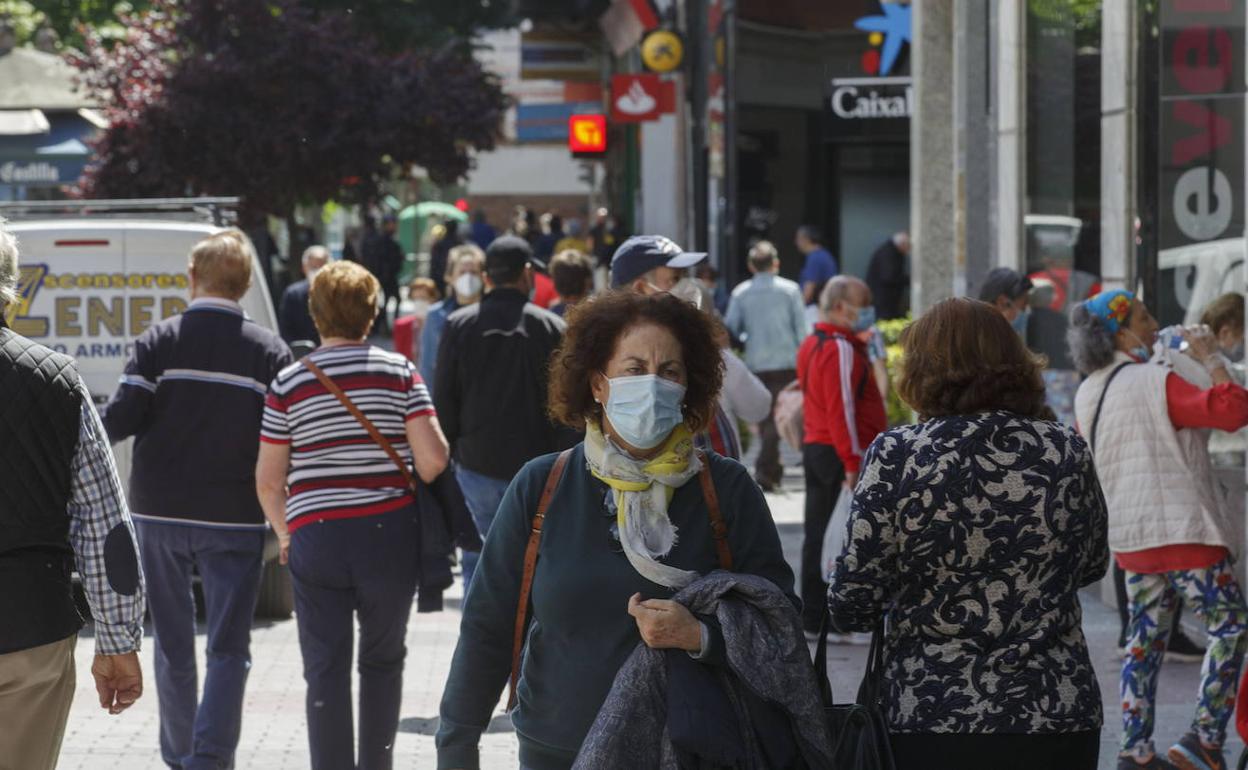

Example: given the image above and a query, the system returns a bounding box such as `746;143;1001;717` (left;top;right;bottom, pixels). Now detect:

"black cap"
609;235;706;288
977;267;1033;303
485;235;532;282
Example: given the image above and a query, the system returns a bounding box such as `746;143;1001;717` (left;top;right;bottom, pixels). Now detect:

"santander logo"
615;80;657;116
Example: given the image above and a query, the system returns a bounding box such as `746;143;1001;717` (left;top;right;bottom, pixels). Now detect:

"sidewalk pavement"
59;465;1244;769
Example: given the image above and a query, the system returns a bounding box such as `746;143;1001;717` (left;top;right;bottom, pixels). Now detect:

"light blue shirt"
725;272;810;373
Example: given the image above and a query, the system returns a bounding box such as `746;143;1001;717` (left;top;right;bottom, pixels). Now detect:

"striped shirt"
261;344;435;530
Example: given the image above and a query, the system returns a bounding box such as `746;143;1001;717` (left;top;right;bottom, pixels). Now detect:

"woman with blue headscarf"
1069;290;1248;770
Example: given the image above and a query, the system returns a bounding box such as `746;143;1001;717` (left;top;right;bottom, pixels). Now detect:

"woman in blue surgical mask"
1070;290;1248;770
436;291;825;770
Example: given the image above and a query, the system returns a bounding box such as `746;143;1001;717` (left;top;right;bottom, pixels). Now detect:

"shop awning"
0;109;51;136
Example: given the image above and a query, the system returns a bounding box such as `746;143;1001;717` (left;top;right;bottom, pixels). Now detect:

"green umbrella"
413;201;469;221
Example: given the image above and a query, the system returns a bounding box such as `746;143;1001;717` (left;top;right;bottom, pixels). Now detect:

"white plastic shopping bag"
821;487;853;581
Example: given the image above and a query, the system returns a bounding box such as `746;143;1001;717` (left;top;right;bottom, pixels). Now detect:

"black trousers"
889;729;1100;770
289;505;419;770
802;443;845;631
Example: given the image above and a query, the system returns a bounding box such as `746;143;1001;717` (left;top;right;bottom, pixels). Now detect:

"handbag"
815;611;896;769
301;357;481;610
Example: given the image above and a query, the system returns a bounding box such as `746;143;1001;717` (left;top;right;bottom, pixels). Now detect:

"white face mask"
409;299;431;318
454;273;483;300
668;277;703;309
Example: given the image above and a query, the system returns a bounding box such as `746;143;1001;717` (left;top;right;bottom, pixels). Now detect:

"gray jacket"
572;571;834;769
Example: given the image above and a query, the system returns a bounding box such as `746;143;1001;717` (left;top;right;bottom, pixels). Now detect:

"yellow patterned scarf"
583;421;701;589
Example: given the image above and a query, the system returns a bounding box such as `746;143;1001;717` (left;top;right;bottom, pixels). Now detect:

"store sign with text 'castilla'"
1159;0;1245;250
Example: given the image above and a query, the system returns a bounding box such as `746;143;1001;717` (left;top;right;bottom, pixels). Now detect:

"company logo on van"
6;264;188;357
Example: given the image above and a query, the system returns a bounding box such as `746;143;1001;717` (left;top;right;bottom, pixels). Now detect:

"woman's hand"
277;529;291;565
1185;324;1220;363
628;593;702;653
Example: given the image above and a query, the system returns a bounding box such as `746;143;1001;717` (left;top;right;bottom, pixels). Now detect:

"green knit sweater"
436;443;797;770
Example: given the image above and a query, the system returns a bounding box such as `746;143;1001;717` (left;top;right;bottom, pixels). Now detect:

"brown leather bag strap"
697;452;733;571
303;357;418;493
508;447;573;712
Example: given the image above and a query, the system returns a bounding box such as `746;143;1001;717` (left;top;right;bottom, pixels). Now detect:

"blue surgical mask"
1011;308;1031;336
603;374;686;450
1126;330;1152;362
852;305;877;333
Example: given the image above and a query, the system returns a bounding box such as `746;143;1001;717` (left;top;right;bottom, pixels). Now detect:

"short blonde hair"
310;261;379;339
189;229;252;300
445;243;484;279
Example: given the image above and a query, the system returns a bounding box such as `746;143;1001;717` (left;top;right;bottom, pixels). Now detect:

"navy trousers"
135;521;265;770
288;505;419;770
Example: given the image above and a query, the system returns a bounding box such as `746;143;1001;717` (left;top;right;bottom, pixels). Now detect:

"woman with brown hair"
436;291;799;770
827;297;1109;770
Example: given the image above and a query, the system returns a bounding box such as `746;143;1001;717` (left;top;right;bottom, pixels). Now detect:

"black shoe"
754;476;778;492
1166;631;1206;663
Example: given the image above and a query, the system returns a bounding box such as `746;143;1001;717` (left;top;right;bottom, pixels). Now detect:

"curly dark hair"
549;291;725;432
897;297;1054;421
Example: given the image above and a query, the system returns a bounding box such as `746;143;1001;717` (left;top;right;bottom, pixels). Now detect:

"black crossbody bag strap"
1090;362;1132;456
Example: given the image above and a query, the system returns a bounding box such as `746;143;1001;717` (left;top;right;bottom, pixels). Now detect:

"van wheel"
255;559;294;619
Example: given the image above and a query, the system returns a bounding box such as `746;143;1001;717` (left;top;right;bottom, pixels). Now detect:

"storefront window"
1025;0;1103;424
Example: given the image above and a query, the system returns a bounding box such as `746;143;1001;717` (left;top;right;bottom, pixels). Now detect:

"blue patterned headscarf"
1084;289;1135;333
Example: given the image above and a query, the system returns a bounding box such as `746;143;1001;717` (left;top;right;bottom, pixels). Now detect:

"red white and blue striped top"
261;344;436;531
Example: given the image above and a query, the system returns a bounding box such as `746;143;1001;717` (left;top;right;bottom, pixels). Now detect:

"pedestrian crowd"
2;207;1248;770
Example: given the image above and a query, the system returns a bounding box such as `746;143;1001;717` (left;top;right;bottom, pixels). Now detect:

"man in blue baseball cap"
609;234;708;293
611;235;772;465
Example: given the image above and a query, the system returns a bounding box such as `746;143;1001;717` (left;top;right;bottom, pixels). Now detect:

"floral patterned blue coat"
828;410;1109;734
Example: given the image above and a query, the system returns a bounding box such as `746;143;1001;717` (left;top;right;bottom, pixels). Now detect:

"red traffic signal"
568;114;607;156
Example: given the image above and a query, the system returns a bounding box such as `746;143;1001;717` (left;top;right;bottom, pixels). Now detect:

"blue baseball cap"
609;235;707;288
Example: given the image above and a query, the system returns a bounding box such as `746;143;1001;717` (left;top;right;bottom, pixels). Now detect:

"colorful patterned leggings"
1120;559;1248;758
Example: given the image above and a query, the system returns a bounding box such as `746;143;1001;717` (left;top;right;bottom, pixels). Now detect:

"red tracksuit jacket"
796;322;887;473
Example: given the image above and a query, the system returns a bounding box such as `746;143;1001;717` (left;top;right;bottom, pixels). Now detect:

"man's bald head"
302;245;330;277
819;275;871;314
189;229;252;301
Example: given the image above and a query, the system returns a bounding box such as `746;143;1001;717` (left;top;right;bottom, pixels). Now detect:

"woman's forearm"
257;485;288;536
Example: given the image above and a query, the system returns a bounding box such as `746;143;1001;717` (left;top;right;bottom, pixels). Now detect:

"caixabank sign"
824;1;912;141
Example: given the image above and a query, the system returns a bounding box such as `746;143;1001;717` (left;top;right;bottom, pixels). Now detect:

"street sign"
641;30;684;73
610;73;676;123
568;114;607;157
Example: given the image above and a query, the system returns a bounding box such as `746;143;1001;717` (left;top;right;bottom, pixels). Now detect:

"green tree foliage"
2;1;153;49
72;0;507;220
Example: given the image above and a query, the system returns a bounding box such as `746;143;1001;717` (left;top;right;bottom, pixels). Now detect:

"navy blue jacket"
102;299;293;528
278;278;319;345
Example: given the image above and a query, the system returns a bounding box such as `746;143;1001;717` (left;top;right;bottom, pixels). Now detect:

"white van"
0;199;292;616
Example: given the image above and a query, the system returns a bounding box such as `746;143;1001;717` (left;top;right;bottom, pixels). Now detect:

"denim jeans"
135;520;265;770
288;506;419;770
455;464;513;597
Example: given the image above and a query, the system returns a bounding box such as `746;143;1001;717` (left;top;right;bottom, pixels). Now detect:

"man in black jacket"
103;230;293;770
277;244;328;346
864;231;910;320
434;235;575;592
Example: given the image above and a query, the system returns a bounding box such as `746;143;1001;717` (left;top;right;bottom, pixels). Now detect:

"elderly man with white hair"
279;244;331;346
0;218;146;770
